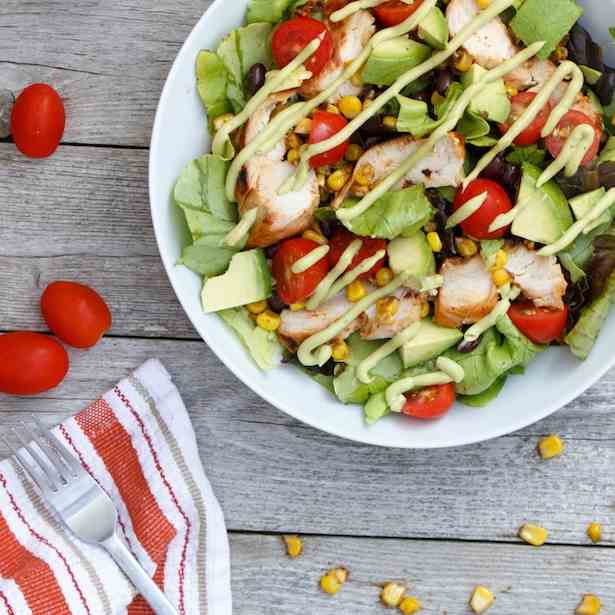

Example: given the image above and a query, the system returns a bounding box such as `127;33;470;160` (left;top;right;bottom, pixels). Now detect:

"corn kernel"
554;46;568;62
506;84;519;98
375;267;394;287
354;163;375;187
456;237;478;258
213;112;234;131
339;95;363;119
380;582;406;607
587;522;602;544
399;596;422;614
470;586;495;614
282;535;303;558
290;302;306;312
376;297;400;323
327;169;349;192
431;91;445;106
256;310;281;332
494;249;508;269
326;104;340;115
345;143;364;162
320;568;348;595
427;231;443;253
538;434;565;459
295;117;313;135
455;50;474;72
302;229;327;245
421;302;431;318
347;280;367;303
477;0;492;8
519;523;548;547
576;594;602;615
351;70;364;87
287;148;301;164
332;340;350;362
287;133;303;150
491;268;511;287
247;300;267;315
383;115;398;130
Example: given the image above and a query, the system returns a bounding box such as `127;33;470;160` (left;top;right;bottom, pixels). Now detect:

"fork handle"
102;533;179;615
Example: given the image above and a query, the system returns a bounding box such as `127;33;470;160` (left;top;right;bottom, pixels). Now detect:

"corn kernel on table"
1;1;614;612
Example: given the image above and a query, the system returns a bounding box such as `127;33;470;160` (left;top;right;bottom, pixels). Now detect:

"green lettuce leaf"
219;308;283;370
444;316;543;395
178;237;238;277
247;0;293;23
480;239;505;270
196;51;233;120
341;185;434;239
506;145;547;167
458;376;507;407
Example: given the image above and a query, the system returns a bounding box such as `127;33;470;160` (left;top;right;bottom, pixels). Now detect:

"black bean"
434;68;453;96
246;63;267;97
265;244;279;260
267;292;287;313
481;154;521;201
318;218;338;239
318;359;336;376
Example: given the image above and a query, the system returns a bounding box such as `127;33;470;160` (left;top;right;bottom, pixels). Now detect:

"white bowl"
150;0;615;448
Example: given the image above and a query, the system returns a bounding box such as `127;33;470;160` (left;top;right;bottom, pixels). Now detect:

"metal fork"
3;419;178;615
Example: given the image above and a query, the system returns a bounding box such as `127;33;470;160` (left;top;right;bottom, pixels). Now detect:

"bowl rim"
149;0;615;449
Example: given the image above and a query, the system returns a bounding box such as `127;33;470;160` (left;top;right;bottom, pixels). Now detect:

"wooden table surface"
1;2;614;613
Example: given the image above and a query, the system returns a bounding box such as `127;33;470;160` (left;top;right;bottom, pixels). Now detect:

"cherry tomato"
402;383;456;420
453;178;513;240
0;332;69;395
373;0;424;27
41;281;112;349
498;92;551;147
308;111;349;168
328;229;386;279
11;84;65;158
508;301;568;345
544;110;602;167
271;18;334;77
272;238;330;305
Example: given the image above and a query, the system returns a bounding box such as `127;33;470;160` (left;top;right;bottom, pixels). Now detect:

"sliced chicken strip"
360;288;424;340
435;256;498;328
446;0;518;69
300;9;376;102
504;243;567;310
333;133;466;208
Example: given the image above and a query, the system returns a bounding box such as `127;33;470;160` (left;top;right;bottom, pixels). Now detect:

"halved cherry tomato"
373;0;424;27
544;110;602;167
308;111;349;168
11;83;66;158
498;92;551;147
402;383;456;420
272;238;330;305
453;178;513;240
508;301;568;344
271;17;334;77
41;281;112;349
0;332;69;395
328;229;386;279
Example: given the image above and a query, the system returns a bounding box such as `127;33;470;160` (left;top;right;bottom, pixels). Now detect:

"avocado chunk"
417;7;448;50
511;163;574;245
387;232;436;279
570;187;613;228
461;64;511;123
581;65;603;86
401;319;463;369
362;37;432;87
202;249;272;313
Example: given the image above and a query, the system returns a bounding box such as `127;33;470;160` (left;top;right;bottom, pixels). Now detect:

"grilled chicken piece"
332;133;466;208
361;288;424;340
435;256;498;328
300;9;376;102
446;0;518;69
504;244;567;310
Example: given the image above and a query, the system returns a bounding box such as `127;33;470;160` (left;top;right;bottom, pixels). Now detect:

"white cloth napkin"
0;359;232;615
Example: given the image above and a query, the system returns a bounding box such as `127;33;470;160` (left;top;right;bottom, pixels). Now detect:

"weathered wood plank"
0;1;215;147
1;337;614;545
230;533;614;614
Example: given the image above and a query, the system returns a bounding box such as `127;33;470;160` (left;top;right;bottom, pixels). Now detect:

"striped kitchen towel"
0;359;232;615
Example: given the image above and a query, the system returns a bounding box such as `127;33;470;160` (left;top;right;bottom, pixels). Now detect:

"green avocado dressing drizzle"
463;284;520;343
324;249;386;302
291;245;330;274
445;192;487;229
224;208;258;247
330;0;389;22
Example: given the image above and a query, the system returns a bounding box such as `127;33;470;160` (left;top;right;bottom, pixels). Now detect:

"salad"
174;0;615;425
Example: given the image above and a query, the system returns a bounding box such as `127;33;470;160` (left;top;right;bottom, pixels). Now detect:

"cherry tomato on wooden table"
402;383;456;420
308;111;349;168
272;17;334;77
0;332;69;395
373;0;424;27
453;178;513;240
41;281;112;349
11;84;65;158
544;110;602;167
328;229;386;279
272;238;330;305
508;301;568;345
498;92;551;147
